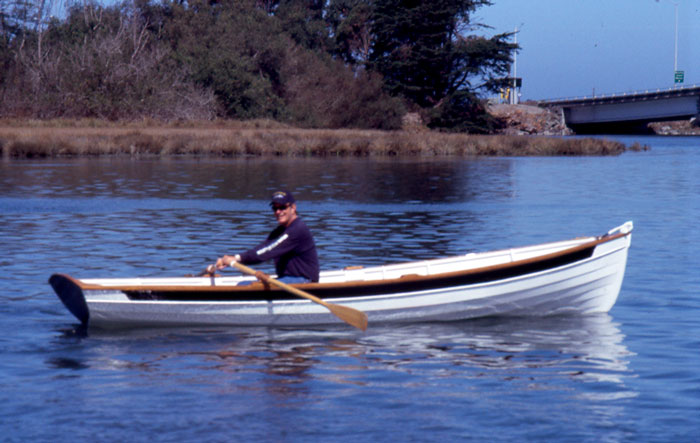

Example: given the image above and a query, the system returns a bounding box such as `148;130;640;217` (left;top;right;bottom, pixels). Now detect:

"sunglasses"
271;204;290;212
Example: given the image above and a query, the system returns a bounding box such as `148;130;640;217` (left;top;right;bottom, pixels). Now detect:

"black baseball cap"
270;190;295;206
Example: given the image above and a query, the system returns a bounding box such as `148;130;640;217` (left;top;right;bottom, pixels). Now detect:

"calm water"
1;137;699;442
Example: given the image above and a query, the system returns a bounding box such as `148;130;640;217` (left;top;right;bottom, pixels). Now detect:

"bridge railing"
540;83;700;105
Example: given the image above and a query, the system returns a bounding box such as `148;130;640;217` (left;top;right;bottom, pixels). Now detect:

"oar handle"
198;264;218;277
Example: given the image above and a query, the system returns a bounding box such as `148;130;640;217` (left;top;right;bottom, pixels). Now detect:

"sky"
476;0;700;101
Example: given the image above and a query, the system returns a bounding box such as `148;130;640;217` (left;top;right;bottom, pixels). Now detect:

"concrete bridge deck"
538;84;700;134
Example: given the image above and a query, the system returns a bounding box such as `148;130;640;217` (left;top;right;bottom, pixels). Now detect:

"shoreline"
0;119;645;158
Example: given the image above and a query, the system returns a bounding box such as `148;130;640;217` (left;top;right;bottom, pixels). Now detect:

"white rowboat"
50;222;633;329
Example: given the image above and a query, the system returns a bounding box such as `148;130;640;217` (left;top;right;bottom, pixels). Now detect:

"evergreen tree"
275;0;330;52
163;0;288;119
326;0;374;65
368;0;516;131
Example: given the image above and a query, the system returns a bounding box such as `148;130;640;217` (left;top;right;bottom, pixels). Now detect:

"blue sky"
477;0;700;101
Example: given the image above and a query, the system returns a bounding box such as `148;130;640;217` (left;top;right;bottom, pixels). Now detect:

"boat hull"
50;222;633;329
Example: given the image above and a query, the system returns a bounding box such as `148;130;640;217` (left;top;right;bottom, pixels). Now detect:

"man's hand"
215;254;241;270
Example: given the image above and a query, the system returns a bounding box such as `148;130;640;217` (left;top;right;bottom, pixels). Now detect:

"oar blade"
327;303;368;331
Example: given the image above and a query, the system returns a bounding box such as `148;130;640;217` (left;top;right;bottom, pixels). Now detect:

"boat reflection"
57;314;635;398
358;314;635;386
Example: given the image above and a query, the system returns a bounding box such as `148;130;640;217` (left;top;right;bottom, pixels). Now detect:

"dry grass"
0;119;638;158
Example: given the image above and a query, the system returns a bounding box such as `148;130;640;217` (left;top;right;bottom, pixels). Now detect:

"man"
212;190;320;283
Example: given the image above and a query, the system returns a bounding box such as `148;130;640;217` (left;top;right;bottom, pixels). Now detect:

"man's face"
272;203;296;227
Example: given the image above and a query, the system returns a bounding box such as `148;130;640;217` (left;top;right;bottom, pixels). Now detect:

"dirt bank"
489;103;572;136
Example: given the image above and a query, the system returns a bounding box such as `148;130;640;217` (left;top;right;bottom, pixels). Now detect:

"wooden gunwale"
67;232;628;301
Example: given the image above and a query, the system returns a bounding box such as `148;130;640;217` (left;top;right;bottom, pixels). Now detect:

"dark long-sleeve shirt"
239;218;319;282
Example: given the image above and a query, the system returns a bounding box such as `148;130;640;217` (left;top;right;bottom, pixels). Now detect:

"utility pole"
666;0;682;87
674;1;678;74
512;27;518;104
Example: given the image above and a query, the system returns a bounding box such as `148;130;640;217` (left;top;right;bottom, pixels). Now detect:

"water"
1;137;699;442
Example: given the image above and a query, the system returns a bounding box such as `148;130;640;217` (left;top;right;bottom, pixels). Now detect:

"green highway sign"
674;70;684;83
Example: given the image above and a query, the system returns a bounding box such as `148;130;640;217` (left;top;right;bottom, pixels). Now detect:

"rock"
488;103;573;136
648;120;700;135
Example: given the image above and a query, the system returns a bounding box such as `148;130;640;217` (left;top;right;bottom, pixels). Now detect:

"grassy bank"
0;119;645;158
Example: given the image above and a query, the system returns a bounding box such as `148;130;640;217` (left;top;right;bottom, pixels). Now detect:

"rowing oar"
228;261;368;331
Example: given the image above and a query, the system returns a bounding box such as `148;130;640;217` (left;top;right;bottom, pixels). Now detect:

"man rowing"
211;190;320;284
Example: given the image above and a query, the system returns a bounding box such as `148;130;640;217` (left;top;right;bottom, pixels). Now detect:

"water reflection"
45;356;91;370
63;314;634;401
0;157;514;204
360;315;635;386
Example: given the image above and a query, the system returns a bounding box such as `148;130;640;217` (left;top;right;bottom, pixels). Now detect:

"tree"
160;0;404;127
275;0;330;52
281;47;404;129
0;0;56;38
367;0;516;130
163;0;288;119
1;0;513;131
326;0;374;65
1;2;217;120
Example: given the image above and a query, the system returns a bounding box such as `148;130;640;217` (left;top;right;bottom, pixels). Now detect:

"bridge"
538;85;700;134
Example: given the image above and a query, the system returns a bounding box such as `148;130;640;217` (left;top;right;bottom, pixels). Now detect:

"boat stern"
49;274;90;325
